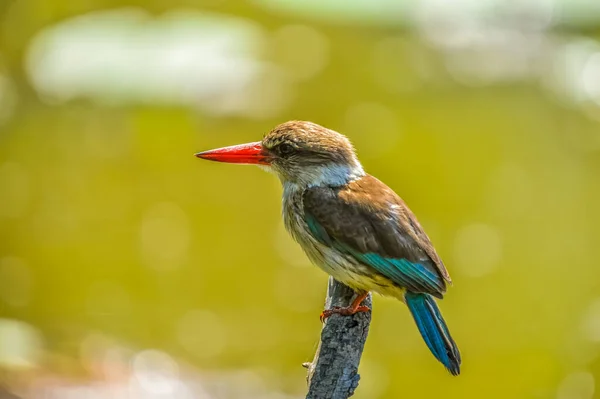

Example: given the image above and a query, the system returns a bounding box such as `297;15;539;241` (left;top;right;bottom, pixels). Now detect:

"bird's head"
196;121;364;187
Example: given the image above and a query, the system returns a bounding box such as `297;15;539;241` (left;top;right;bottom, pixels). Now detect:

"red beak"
195;141;270;165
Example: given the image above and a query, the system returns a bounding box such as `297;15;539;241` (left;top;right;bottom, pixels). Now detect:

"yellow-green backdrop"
1;1;600;398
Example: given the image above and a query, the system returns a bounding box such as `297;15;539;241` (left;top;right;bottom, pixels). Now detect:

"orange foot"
320;292;370;322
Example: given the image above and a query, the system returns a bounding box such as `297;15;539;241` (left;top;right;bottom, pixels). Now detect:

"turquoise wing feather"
303;175;450;297
305;212;445;296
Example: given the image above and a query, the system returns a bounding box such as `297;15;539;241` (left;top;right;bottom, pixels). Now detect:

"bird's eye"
279;143;294;156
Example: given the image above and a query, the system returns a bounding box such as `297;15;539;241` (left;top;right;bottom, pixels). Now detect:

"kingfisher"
195;121;461;375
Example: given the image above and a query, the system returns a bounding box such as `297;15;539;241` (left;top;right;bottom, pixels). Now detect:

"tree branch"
304;277;372;399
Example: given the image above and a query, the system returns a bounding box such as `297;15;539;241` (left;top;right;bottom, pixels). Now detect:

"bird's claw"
319;305;370;323
319;307;341;322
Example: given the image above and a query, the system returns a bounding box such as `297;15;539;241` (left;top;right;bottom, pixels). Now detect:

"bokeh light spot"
0;319;43;370
581;52;600;106
132;349;180;395
556;371;595;399
25;8;288;119
582;298;600;343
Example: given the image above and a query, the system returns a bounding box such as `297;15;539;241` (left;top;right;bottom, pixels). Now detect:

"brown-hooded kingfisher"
195;121;461;375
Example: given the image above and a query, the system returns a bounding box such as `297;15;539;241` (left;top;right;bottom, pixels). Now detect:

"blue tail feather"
405;292;461;375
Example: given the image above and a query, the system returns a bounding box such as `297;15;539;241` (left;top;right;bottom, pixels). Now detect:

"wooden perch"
304;277;372;399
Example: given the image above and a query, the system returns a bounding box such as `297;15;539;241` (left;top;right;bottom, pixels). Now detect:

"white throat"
262;159;365;194
306;162;365;187
279;162;365;195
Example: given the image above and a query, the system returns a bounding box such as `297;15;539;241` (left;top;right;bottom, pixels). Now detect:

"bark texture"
305;277;372;399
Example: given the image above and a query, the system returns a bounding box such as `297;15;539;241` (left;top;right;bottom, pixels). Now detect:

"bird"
195;120;461;375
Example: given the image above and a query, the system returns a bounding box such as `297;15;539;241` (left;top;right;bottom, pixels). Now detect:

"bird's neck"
310;162;365;187
283;162;365;195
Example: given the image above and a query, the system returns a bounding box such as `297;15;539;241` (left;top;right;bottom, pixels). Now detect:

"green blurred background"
1;0;600;398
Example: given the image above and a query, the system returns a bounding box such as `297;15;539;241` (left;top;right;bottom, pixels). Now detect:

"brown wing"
303;175;451;297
